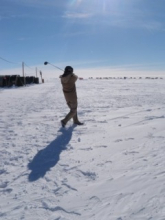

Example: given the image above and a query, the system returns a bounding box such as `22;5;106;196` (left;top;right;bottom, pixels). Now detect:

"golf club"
44;61;64;71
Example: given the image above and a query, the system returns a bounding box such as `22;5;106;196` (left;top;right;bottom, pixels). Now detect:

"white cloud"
1;0;66;9
63;12;93;19
95;9;165;32
140;21;165;31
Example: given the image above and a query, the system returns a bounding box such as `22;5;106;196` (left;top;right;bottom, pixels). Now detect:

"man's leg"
72;105;83;125
73;112;79;124
61;102;77;125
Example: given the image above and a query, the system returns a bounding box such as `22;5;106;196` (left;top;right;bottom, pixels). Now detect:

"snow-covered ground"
1;76;165;220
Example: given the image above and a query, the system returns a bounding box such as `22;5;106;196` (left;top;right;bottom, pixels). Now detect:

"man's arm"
71;74;78;83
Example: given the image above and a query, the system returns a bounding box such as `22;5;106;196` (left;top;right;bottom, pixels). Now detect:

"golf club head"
44;62;64;72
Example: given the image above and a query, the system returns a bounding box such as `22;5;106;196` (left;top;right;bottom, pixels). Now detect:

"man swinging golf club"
60;66;83;127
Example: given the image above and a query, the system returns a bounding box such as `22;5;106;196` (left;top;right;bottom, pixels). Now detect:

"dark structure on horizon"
0;75;39;88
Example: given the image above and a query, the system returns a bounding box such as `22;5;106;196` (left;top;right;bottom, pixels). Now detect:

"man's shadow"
28;126;74;182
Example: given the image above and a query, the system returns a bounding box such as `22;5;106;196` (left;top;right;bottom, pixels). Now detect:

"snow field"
1;78;165;220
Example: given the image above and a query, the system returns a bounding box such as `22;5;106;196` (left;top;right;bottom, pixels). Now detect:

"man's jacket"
60;73;78;102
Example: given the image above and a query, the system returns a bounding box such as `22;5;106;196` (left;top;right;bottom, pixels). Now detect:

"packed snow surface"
1;77;165;220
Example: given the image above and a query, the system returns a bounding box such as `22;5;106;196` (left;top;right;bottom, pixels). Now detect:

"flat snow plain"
1;77;165;220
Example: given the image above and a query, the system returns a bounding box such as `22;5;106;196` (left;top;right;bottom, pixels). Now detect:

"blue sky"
1;0;165;75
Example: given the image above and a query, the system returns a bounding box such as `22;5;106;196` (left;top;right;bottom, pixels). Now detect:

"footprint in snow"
0;169;7;175
41;201;81;216
89;196;101;204
125;138;134;141
96;145;108;148
123;151;139;155
80;147;93;151
1;188;12;193
114;139;123;143
78;170;97;181
0;182;8;188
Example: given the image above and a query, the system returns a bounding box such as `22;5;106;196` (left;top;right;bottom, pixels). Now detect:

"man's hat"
65;66;73;73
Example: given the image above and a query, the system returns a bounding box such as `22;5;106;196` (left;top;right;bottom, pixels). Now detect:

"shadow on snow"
28;126;75;182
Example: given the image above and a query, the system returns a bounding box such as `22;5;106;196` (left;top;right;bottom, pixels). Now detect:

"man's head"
64;66;73;74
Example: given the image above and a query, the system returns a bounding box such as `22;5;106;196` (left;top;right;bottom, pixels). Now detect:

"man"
60;66;83;127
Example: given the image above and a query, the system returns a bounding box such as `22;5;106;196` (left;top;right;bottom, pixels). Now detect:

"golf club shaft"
47;62;63;71
44;62;76;75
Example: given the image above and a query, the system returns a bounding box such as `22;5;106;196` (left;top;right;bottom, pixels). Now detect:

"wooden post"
40;71;43;83
36;67;37;77
22;62;25;86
